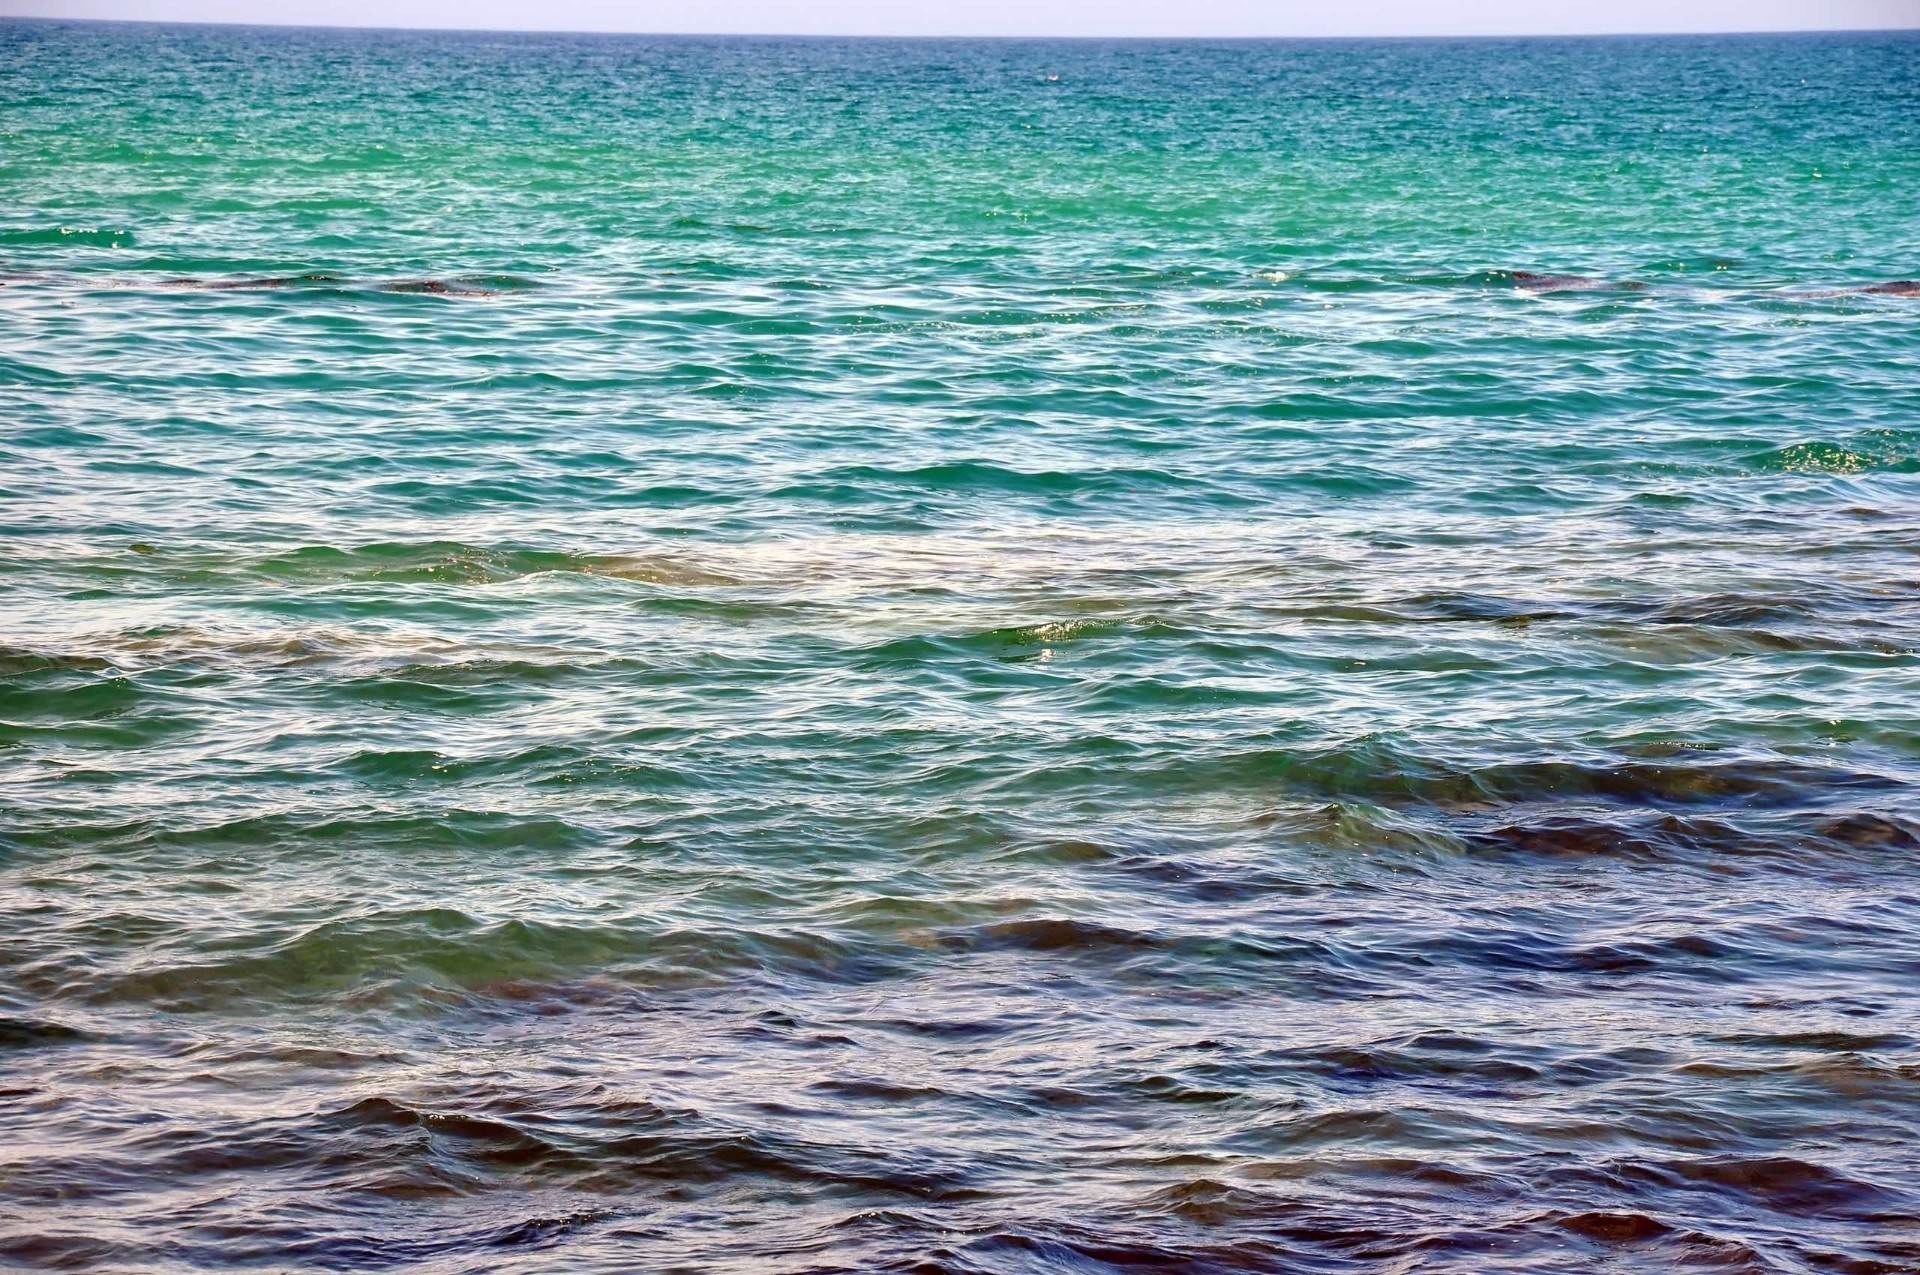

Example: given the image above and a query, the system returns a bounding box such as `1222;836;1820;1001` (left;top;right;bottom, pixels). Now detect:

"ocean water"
3;19;1920;1272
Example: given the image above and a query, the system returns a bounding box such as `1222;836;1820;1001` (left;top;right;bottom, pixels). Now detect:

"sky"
3;0;1918;37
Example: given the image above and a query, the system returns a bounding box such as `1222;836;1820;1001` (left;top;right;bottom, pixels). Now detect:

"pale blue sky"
4;0;1917;37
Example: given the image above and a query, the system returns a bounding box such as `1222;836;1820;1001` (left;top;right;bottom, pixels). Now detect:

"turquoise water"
4;19;1920;1272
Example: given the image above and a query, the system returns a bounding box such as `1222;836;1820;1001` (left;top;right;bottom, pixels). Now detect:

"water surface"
3;22;1920;1273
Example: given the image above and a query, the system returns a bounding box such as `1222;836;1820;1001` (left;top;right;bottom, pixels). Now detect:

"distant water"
4;20;1920;1273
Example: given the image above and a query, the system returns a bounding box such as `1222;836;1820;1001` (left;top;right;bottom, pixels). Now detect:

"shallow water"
3;20;1920;1273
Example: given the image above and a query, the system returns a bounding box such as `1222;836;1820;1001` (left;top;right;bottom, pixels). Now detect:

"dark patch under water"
12;266;1920;300
157;273;521;295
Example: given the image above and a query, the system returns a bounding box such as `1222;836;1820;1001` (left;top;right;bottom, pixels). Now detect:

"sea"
2;19;1918;1273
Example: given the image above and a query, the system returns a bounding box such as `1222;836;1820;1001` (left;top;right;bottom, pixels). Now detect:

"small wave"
858;617;1172;666
1749;439;1918;475
237;541;736;587
0;625;473;673
1554;1210;1673;1243
164;272;344;290
151;273;534;296
0;226;135;247
1623;1155;1901;1220
807;461;1203;498
0;1017;90;1049
1201;741;1900;813
1463;809;1917;865
809;1077;950;1103
1712;1029;1913;1051
82;906;922;1010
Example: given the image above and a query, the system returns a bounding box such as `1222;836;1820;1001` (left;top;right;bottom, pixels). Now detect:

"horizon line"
4;13;1916;41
